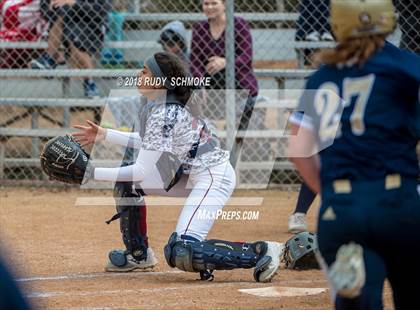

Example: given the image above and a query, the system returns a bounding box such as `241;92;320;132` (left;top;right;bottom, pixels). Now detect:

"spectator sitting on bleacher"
0;0;48;68
190;0;259;166
295;0;333;42
29;0;111;98
158;20;189;69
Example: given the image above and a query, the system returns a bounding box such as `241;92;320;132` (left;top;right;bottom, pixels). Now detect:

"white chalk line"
26;281;267;299
17;270;183;283
19;270;328;300
17;270;327;285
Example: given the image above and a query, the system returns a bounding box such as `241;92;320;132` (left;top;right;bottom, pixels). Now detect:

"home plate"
238;286;327;298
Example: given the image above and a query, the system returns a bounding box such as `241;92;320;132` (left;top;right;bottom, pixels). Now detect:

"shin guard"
110;182;148;262
164;233;268;280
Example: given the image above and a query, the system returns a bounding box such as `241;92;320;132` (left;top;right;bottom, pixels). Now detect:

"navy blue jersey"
296;42;420;184
0;258;30;310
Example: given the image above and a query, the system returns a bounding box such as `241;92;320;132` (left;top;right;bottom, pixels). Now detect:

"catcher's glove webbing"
40;135;93;185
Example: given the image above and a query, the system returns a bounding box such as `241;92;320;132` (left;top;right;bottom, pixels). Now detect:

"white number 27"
315;74;376;142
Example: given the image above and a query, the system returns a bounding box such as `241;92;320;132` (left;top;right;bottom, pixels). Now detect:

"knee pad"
112;182;147;262
164;233;195;272
164;233;266;279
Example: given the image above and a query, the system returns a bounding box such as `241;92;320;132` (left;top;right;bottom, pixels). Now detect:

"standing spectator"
395;0;420;54
158;20;189;69
0;0;48;68
29;0;111;98
295;0;333;42
190;0;259;166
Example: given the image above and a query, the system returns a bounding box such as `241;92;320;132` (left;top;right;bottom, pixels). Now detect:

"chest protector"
138;99;217;191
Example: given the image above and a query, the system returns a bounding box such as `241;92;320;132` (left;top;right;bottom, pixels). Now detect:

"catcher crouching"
40;52;283;282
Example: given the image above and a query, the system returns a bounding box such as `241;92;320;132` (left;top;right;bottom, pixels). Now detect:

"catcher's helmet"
282;231;320;270
330;0;397;42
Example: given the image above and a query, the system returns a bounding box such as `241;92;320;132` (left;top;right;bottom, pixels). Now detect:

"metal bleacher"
0;12;320;184
0;13;334;67
0;68;313;181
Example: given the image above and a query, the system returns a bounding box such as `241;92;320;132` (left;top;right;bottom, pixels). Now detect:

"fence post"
62;77;70;127
31;108;40;157
225;0;235;157
134;0;141;13
0;139;5;179
275;0;285;12
275;0;286;28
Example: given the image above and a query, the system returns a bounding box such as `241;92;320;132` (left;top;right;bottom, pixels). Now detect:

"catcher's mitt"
40;135;93;184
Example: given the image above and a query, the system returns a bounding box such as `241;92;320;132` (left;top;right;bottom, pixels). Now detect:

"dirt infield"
0;188;393;310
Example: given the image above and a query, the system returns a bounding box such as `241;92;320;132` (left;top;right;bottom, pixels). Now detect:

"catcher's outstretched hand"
73;120;106;146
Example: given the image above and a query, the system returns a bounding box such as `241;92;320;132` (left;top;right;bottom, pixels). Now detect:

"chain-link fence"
0;0;419;188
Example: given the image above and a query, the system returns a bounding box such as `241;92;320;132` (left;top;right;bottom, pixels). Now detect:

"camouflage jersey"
140;101;230;173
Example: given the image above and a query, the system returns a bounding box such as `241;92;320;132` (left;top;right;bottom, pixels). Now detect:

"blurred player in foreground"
288;0;420;308
0;254;31;309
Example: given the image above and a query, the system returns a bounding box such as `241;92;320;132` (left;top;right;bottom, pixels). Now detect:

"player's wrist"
98;127;107;141
82;163;95;184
